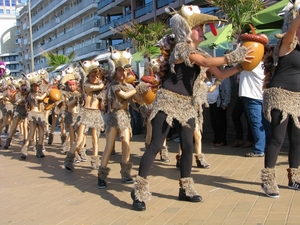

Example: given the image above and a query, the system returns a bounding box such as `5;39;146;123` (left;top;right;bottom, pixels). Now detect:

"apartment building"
16;0;100;74
0;0;24;77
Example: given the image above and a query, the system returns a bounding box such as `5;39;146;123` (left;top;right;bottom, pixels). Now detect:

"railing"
98;0;115;9
157;0;176;8
99;13;131;33
34;19;99;55
75;43;101;56
33;0;97;40
31;0;68;25
134;2;154;18
114;42;132;51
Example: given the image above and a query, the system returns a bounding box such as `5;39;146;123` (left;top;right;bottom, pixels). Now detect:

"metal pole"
28;0;34;72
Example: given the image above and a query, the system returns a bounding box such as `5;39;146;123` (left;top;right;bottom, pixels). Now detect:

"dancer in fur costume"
4;79;30;149
261;1;300;198
130;5;253;211
97;47;145;188
64;61;106;172
19;72;49;159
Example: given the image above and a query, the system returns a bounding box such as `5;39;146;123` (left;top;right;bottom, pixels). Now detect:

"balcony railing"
33;0;98;41
31;0;68;25
134;2;154;18
99;13;131;34
98;0;115;9
34;19;99;55
157;0;176;8
114;42;132;51
75;43;101;56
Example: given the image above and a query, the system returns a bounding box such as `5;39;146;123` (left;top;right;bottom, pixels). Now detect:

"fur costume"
27;111;46;126
64;111;79;128
263;87;300;129
75;107;104;133
105;81;135;139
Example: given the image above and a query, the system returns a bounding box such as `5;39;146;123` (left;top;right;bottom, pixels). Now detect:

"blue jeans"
242;97;270;154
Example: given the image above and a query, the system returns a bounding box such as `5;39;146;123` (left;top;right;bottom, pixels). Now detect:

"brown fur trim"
263;88;300;129
98;167;110;180
13;105;27;119
75;108;104;132
105;109;132;140
64;152;75;171
27;111;46;126
135;82;149;95
261;168;279;194
134;175;151;202
91;156;101;170
195;154;210;168
179;177;199;197
120;162;133;180
287;168;300;183
224;46;248;65
149;88;197;127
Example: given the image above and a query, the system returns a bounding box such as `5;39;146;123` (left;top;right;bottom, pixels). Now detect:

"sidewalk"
0;132;299;225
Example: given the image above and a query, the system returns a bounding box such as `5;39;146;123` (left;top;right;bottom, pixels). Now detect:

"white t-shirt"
206;78;219;104
239;62;264;100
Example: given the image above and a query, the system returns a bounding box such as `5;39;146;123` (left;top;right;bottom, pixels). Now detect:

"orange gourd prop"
240;24;269;71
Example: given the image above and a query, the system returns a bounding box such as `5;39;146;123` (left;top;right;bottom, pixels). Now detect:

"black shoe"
98;178;107;189
178;188;202;202
196;159;210;169
122;177;134;184
4;144;9;149
64;165;73;173
131;190;146;211
19;154;27;160
288;181;300;190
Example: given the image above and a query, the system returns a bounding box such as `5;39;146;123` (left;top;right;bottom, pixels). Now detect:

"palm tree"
43;51;76;71
112;20;171;61
206;0;266;39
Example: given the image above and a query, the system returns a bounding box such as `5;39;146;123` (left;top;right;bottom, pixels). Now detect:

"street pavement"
0;131;299;225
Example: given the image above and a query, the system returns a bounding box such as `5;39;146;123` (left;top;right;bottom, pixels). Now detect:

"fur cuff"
287;168;300;183
179;177;199;197
224;46;247;65
98;167;110;180
134;175;151;202
261;168;279;194
135;82;150;95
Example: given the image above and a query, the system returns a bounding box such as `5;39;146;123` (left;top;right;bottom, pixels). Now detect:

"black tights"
265;109;300;168
138;111;195;178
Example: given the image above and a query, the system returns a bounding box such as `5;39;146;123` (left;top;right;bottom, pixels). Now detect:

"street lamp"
28;0;34;72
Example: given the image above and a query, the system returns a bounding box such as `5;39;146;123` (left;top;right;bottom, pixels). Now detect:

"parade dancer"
97;47;145;188
64;62;106;172
130;5;253;211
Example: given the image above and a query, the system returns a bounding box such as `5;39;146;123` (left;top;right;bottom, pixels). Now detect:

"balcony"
98;0;115;8
134;2;154;18
75;43;101;56
99;13;131;34
157;0;176;8
114;42;132;51
34;19;99;56
33;0;98;41
31;0;68;25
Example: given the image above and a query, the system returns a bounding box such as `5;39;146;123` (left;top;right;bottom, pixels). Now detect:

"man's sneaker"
245;152;264;157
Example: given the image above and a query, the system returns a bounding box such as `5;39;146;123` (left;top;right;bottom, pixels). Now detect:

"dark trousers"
265;109;300;168
231;97;254;142
129;104;143;134
209;102;227;145
138;111;195;178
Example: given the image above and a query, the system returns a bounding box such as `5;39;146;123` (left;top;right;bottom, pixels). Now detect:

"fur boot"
61;134;67;145
178;177;202;202
64;152;75;172
175;154;181;169
160;146;170;162
36;144;45;158
120;162;133;183
20;145;28;159
62;141;70;154
48;133;54;145
4;137;12;149
97;167;110;189
91;155;100;170
195;154;210;169
79;148;87;162
287;168;300;190
131;175;151;211
261;168;279;198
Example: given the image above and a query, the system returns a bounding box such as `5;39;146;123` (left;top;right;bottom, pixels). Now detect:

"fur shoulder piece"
169;42;211;73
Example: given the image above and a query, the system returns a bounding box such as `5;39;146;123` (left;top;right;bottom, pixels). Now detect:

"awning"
199;24;233;50
252;0;289;30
